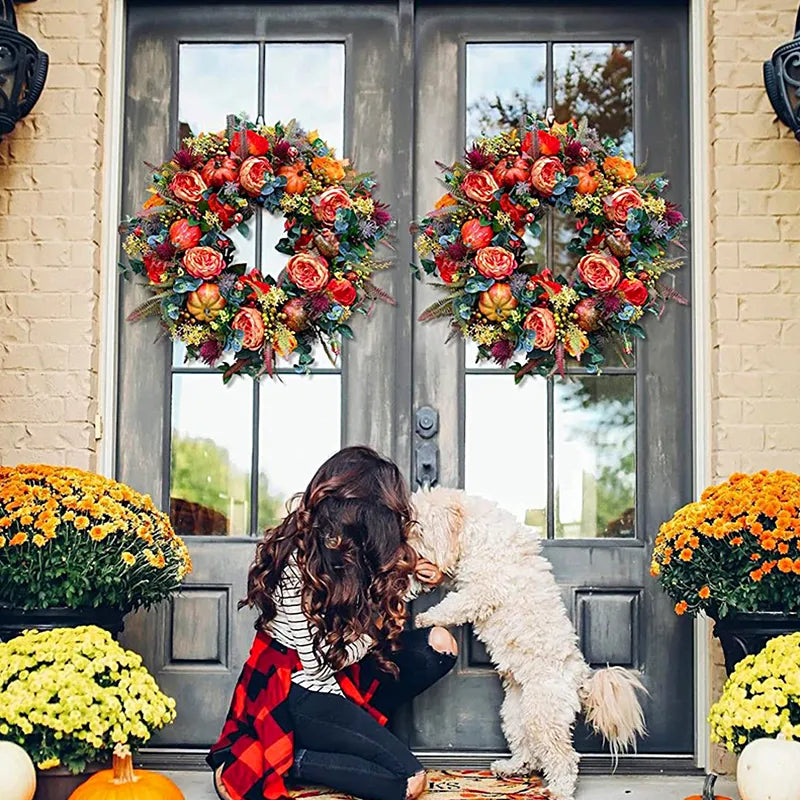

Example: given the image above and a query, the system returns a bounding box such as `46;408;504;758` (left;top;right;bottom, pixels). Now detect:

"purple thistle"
199;339;224;365
447;241;468;260
173;148;200;170
359;219;379;240
273;139;293;162
665;203;684;227
510;273;529;296
218;273;237;295
154;241;177;260
373;206;392;227
564;141;584;162
310;294;331;315
603;294;623;314
651;219;669;238
490;339;515;364
465;147;492;169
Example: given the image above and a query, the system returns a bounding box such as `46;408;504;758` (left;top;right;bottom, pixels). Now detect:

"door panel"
411;2;692;754
118;0;693;758
119;1;405;747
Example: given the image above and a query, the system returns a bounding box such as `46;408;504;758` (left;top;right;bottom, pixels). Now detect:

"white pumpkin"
0;741;36;800
738;736;800;800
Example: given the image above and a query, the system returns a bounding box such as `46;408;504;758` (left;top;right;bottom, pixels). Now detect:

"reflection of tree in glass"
554;44;633;155
557;377;635;538
467;43;633;158
170;433;284;535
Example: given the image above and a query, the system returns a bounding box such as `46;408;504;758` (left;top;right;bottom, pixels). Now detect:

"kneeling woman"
208;446;457;800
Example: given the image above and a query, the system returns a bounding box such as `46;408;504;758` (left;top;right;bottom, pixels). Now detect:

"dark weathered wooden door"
409;1;693;763
118;0;411;754
118;0;693;767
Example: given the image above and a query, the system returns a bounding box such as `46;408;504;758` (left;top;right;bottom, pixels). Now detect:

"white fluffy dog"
411;487;646;800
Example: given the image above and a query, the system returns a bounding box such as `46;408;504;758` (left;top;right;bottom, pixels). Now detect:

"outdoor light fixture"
764;5;800;141
0;0;48;141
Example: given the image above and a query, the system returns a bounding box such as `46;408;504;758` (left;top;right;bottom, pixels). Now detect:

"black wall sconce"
0;0;48;142
764;6;800;141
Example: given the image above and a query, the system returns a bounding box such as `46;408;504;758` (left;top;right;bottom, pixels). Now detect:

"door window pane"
554;376;635;539
169;42;345;537
170;375;253;536
466;43;547;141
178;44;260;137
257;375;342;531
552;43;634;278
464;375;547;534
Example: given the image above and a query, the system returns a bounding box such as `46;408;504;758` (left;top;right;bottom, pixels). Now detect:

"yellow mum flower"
121;552;136;566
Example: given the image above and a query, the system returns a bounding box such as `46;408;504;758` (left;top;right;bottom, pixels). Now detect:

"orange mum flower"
9;532;27;546
749;568;764;582
679;548;693;561
761;536;777;551
730;536;743;546
674;601;688;616
778;542;790;554
698;586;711;599
778;557;794;573
750;553;762;561
89;526;107;542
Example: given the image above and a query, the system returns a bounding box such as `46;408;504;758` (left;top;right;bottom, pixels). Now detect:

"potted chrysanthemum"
0;465;192;640
651;470;800;674
709;632;800;800
0;626;182;800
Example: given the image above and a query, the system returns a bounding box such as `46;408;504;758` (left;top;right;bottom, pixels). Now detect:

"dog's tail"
580;667;647;757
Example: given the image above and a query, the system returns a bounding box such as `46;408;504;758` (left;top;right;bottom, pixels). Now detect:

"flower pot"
34;764;106;800
0;606;125;642
712;612;800;675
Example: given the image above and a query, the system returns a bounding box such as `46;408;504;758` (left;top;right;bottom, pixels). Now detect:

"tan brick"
714;268;780;294
717;372;762;398
739;294;795;320
715;423;765;451
715;320;782;345
739;241;799;268
717;215;780;242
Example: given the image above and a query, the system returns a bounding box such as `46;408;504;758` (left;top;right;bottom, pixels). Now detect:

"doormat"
290;770;549;799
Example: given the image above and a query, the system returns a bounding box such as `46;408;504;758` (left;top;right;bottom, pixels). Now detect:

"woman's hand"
415;558;444;587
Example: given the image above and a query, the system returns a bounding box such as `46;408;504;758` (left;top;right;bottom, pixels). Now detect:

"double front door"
119;0;693;764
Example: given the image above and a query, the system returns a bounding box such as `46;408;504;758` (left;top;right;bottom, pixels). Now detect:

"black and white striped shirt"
267;553;421;696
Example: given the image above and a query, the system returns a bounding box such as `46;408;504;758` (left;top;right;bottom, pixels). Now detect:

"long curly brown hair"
243;446;417;676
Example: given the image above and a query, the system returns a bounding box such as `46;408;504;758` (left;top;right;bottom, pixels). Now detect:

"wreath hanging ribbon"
413;115;687;381
121;116;394;380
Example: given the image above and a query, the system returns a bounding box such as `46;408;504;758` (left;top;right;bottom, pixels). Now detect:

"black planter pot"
713;611;800;674
35;763;106;800
0;606;125;642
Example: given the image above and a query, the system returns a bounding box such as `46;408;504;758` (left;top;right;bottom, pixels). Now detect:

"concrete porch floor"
165;771;740;800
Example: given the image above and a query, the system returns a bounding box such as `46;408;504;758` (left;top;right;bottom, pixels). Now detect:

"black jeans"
287;627;455;800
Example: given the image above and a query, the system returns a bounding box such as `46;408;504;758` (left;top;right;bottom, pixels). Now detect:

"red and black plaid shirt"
207;632;386;800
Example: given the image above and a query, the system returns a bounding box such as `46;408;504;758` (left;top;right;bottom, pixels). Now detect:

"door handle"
414;406;439;489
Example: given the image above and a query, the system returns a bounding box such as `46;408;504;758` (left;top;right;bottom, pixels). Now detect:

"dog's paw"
414;612;435;629
490;757;532;778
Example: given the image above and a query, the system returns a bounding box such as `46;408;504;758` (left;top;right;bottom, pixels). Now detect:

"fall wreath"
414;116;687;380
121;118;393;379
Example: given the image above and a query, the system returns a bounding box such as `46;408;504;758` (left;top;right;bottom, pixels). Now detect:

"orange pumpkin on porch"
278;162;309;194
68;747;184;800
681;774;732;800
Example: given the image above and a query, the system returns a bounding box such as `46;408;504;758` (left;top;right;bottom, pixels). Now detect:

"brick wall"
0;0;107;469
708;0;800;773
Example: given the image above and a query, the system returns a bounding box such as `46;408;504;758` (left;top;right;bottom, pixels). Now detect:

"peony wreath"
121;117;393;380
413;115;687;381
